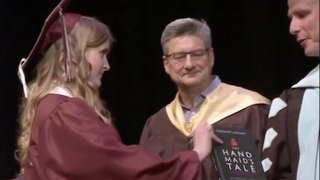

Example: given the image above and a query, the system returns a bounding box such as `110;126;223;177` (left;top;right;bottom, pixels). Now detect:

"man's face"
288;0;319;57
163;35;214;91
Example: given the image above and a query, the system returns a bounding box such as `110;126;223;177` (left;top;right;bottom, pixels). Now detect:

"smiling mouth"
184;71;198;75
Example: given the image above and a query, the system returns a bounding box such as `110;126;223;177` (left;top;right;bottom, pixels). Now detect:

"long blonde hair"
17;16;115;166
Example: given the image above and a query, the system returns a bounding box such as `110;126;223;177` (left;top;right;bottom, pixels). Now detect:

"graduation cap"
18;0;81;97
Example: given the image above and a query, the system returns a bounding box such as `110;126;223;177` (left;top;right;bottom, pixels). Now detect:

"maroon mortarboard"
18;0;81;97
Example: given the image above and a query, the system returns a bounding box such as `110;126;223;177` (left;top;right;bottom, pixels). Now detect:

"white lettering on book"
222;149;256;173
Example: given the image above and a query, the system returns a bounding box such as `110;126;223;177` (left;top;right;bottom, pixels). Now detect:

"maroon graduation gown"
23;94;201;180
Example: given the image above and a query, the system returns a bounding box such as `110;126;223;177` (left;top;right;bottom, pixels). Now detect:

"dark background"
0;0;318;179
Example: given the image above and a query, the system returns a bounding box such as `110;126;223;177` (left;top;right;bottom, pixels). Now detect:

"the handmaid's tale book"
211;127;267;180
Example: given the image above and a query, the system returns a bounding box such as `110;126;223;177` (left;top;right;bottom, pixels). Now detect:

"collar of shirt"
292;64;319;88
181;75;222;121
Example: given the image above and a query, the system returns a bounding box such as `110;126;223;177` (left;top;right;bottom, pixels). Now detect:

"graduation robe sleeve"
24;95;201;180
139;104;269;180
261;89;304;180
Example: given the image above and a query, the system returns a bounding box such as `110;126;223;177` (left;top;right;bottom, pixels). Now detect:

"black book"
211;127;267;180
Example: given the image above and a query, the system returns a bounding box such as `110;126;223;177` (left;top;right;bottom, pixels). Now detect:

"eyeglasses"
164;48;210;64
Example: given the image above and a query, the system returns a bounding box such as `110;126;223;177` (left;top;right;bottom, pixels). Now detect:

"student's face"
85;40;111;89
288;0;319;57
163;35;214;90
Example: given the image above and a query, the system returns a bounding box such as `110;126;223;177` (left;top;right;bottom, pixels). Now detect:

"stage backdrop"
0;0;317;178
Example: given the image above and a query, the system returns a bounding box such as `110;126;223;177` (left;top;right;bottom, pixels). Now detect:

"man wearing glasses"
139;18;270;180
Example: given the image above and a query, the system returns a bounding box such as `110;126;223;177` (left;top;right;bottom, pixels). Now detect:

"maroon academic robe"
262;89;304;180
23;94;201;180
139;105;269;180
262;65;319;180
262;88;319;180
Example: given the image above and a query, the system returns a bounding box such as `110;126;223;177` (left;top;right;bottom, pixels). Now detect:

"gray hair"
161;18;212;55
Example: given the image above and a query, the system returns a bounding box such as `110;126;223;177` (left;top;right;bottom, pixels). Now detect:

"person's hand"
192;122;223;161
